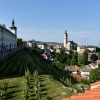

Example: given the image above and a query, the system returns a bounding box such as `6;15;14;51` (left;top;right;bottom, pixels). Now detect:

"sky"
0;0;100;45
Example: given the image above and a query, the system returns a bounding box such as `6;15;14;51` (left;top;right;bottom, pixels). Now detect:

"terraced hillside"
0;48;88;100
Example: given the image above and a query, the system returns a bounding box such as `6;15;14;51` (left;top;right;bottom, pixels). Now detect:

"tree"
17;38;23;46
54;60;64;70
85;49;91;53
49;45;54;49
70;52;78;65
83;50;88;65
89;68;100;83
90;54;98;62
78;54;84;65
73;45;77;50
60;48;65;54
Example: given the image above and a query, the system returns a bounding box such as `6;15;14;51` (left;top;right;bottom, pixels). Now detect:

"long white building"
0;19;17;51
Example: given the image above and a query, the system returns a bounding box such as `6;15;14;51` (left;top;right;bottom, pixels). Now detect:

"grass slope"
0;48;79;100
0;75;70;100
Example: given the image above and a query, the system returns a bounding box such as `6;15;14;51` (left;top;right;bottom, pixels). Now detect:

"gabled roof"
81;68;91;72
74;65;80;70
65;66;76;72
86;45;96;48
0;24;16;37
72;74;83;80
77;45;86;49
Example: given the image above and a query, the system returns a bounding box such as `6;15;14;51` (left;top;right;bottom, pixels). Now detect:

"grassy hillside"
0;48;88;100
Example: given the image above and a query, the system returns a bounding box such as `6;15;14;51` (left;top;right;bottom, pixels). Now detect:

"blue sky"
0;0;100;45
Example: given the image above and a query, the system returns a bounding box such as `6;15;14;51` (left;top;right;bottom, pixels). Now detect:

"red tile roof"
74;65;80;70
62;81;100;100
72;74;83;80
91;81;100;86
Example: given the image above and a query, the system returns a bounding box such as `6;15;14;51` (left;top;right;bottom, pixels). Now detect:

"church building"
64;30;77;50
0;19;17;51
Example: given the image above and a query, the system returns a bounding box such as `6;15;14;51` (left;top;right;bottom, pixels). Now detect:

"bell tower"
10;19;17;36
64;30;68;47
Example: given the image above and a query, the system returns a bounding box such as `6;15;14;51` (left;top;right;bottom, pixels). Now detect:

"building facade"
77;45;86;54
64;30;77;50
0;19;17;51
37;42;48;51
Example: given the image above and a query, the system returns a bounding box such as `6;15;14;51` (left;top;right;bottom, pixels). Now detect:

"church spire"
10;19;17;36
65;30;67;34
12;19;15;26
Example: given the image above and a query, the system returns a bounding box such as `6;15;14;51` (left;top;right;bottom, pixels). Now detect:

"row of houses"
65;61;99;80
25;40;48;51
77;45;100;54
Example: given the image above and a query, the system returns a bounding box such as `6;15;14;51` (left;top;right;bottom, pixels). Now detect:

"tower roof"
10;19;17;29
12;19;15;26
65;30;67;34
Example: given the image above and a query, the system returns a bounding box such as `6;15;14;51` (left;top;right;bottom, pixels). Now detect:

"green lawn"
0;77;24;100
0;75;72;100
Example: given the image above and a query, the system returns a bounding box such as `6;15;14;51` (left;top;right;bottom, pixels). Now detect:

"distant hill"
45;42;63;46
31;39;64;47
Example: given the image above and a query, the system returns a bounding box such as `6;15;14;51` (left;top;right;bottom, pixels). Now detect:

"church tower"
64;30;68;47
10;19;17;36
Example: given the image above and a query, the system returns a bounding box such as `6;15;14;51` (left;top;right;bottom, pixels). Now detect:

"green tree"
60;48;65;54
90;54;98;61
70;52;78;65
54;60;64;70
83;50;88;65
89;68;100;83
17;38;23;46
49;45;54;49
78;54;84;65
73;45;77;50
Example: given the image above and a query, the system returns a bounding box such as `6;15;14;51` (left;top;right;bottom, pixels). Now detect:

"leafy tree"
70;52;78;65
54;60;64;70
90;54;98;61
67;59;70;66
89;67;100;83
0;79;9;100
85;49;91;53
73;45;77;50
83;50;88;65
60;48;65;54
17;38;23;46
78;54;84;65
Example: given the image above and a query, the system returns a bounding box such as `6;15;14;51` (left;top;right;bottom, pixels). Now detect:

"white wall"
0;27;17;51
